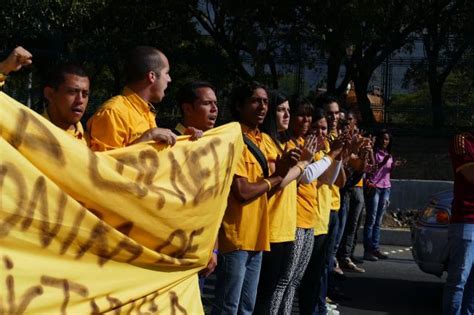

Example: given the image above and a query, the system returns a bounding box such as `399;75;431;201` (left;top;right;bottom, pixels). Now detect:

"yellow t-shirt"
328;130;341;211
219;124;278;253
314;145;332;236
87;87;157;151
267;138;297;243
295;137;317;229
41;110;88;145
349;158;364;187
330;184;341;211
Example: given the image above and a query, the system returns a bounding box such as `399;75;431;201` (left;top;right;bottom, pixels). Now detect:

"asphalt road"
334;244;445;315
202;244;446;314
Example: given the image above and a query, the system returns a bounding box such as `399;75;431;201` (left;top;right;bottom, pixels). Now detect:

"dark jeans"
333;195;348;262
338;187;365;260
298;234;328;315
254;241;293;314
321;211;339;314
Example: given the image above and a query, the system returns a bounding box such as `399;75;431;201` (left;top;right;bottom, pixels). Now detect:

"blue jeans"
338;187;365;259
212;250;262;315
443;224;474;315
364;187;390;252
333;193;348;260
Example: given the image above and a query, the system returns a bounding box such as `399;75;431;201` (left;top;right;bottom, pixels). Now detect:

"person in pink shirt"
363;129;398;261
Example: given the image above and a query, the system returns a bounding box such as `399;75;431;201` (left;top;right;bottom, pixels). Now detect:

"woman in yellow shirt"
254;93;317;313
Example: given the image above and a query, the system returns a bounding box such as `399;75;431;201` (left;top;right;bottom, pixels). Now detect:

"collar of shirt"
329;130;338;140
41;109;85;140
375;148;389;160
175;122;186;135
122;86;156;115
240;123;263;144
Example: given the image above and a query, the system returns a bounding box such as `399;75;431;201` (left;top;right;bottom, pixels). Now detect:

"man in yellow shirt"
0;47;87;144
87;46;177;151
174;81;218;287
42;63;90;144
213;82;297;314
338;111;371;273
173;81;217;137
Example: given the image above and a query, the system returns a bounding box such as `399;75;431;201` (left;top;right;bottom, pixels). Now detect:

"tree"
189;0;301;88
302;0;447;125
419;0;473;127
0;0;208;114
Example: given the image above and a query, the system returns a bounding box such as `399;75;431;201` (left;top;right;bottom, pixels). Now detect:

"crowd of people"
1;46;406;315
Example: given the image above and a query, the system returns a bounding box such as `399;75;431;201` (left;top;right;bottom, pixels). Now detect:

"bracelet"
213;249;219;255
296;163;305;175
263;179;272;192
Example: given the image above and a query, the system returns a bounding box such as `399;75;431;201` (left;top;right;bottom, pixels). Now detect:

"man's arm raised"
0;46;32;75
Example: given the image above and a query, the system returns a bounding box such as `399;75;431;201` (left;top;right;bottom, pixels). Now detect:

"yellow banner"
0;92;243;314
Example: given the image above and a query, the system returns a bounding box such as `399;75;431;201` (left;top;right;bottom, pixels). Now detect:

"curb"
357;227;411;247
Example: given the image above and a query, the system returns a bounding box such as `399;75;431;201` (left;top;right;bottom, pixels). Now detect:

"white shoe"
326;303;338;310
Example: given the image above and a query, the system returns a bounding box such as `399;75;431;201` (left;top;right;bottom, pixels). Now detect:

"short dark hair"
261;90;290;144
313;107;326;122
125;46;165;84
44;63;88;89
313;94;339;110
176;81;216;113
290;96;314;117
230;81;267;120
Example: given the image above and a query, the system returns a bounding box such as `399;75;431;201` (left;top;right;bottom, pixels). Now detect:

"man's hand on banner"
133;127;177;146
184;126;204;141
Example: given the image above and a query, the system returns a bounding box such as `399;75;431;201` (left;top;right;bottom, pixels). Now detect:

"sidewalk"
357;227;411;247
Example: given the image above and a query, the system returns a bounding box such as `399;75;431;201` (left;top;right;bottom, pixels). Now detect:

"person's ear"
43;86;54;104
182;102;193;116
147;71;155;83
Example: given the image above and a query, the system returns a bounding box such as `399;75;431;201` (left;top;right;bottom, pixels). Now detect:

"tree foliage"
1;0;472;127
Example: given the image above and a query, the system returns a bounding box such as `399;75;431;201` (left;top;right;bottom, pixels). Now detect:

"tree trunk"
327;53;343;95
353;73;375;126
429;80;444;127
268;58;279;89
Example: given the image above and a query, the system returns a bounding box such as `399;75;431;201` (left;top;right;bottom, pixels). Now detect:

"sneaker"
326;297;338;310
350;255;364;264
340;258;366;273
373;250;389;259
363;252;378;261
326;303;337;310
333;260;344;276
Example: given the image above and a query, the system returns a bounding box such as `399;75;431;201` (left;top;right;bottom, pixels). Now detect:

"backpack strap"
243;135;269;178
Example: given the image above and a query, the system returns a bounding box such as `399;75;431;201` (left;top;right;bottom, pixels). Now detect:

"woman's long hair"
374;129;393;154
261;90;291;145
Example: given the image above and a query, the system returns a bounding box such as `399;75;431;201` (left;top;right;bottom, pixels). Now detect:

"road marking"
384;246;412;255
